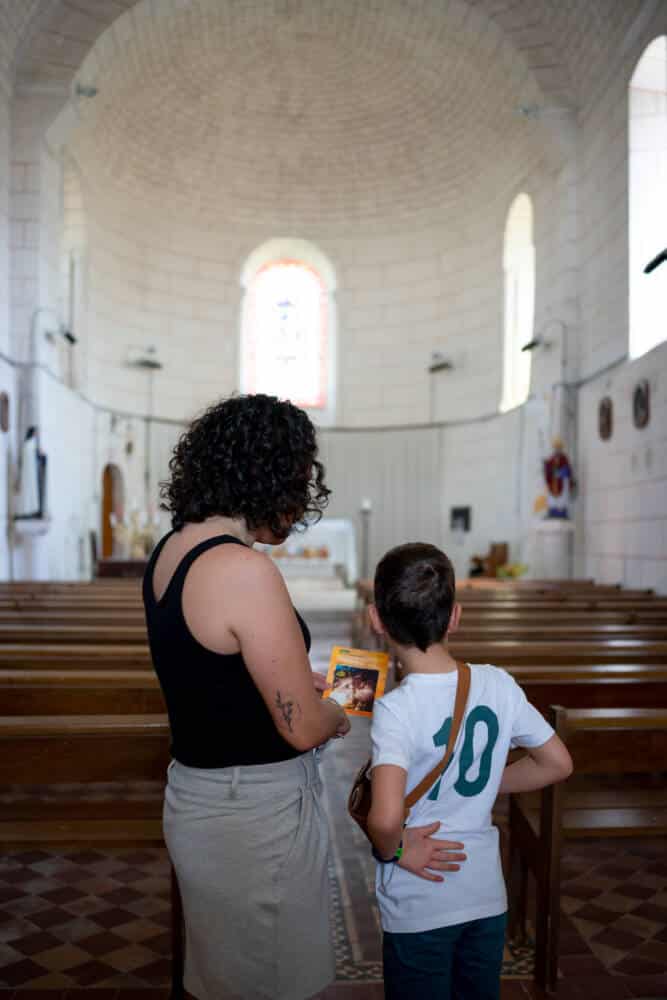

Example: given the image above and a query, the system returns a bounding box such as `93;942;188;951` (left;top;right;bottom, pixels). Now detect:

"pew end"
508;706;667;993
0;714;184;999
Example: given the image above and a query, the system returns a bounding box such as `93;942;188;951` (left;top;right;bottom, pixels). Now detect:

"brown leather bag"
348;662;471;840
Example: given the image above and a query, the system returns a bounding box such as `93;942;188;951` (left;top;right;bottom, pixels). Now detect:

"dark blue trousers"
383;912;507;1000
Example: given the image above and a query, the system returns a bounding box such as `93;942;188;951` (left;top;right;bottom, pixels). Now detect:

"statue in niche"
542;437;576;519
15;426;47;519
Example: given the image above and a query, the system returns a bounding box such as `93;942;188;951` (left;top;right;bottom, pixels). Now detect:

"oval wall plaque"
598;396;612;440
632;379;650;430
0;393;9;433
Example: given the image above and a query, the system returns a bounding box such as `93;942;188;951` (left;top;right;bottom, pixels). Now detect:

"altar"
257;517;358;611
258;517;358;585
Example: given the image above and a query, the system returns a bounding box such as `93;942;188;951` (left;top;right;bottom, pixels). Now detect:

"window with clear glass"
501;193;535;412
629;36;667;359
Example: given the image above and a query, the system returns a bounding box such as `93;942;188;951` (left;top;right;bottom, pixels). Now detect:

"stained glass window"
241;259;328;409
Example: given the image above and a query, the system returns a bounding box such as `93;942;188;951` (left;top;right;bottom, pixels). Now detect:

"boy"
367;543;572;1000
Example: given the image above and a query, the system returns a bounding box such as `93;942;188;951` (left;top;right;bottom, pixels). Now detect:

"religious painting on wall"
598;396;613;440
632;379;650;429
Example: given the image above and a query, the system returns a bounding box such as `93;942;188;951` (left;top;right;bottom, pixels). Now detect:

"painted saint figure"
543;436;575;519
15;426;46;519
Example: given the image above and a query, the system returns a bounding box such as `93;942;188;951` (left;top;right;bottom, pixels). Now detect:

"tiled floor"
0;848;172;991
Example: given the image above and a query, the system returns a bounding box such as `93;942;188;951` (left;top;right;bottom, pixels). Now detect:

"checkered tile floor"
560;840;667;979
2;823;667;995
0;848;172;990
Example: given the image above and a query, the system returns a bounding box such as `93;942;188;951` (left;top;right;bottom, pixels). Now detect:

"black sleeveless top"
143;532;310;768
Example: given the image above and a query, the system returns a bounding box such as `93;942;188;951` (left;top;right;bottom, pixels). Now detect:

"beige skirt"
164;751;334;1000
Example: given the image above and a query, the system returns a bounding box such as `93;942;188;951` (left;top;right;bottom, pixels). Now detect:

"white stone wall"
0;10;13;574
578;342;667;591
575;3;667;592
1;0;666;588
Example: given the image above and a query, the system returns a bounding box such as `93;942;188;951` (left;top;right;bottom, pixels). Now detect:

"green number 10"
427;706;499;801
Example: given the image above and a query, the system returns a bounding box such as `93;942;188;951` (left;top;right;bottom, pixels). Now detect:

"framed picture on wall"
450;506;471;532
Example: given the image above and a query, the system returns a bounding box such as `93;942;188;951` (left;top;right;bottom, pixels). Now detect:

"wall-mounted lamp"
644;248;667;274
522;318;567;353
44;325;77;346
428;351;454;374
75;83;98;98
126;346;163;371
515;104;575;120
521;337;548;352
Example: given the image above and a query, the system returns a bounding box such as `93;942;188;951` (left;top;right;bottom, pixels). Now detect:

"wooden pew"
3;664;667;716
0;713;184;995
0;669;166;714
2;605;667;626
452;639;667;666
2;606;667;626
511;663;667;712
356;579;662;604
3;639;667;670
3;620;667;647
507;706;667;992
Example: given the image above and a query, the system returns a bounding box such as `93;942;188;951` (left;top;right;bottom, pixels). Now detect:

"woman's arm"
498;733;572;795
183;545;350;751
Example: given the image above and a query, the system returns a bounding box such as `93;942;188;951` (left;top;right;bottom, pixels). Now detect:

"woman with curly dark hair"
143;394;350;1000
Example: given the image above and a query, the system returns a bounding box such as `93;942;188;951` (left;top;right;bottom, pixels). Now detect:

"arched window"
240;239;336;424
629;36;667;360
501;193;535;412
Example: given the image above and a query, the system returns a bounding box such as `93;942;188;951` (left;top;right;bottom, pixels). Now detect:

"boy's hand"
398;823;466;883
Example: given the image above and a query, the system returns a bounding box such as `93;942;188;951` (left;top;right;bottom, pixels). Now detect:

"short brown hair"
374;543;455;652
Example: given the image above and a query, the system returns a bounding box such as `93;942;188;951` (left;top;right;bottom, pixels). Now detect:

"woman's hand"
331;700;351;738
312;671;329;695
398;822;466;883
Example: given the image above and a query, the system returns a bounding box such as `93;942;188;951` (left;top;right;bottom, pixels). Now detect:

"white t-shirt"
370;664;554;933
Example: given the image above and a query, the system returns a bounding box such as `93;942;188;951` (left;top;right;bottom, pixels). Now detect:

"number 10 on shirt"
428;706;499;800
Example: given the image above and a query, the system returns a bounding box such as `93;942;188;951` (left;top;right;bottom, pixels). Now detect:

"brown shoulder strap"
404;662;471;811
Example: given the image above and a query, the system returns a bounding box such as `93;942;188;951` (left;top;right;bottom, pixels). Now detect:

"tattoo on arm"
275;690;302;733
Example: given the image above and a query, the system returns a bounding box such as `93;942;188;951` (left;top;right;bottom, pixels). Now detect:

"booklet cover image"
324;646;389;717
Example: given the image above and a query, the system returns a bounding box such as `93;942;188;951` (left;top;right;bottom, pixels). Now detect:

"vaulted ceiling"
2;0;654;232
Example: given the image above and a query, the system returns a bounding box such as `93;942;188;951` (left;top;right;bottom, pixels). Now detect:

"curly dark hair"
160;394;330;533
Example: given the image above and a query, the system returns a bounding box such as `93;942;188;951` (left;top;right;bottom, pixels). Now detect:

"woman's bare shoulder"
186;542;286;598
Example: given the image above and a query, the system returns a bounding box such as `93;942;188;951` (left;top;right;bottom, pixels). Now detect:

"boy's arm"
498;733;572;794
368;764;407;860
500;675;572;794
369;700;467;876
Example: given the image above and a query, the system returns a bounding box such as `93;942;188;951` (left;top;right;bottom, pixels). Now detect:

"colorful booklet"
324;646;390;717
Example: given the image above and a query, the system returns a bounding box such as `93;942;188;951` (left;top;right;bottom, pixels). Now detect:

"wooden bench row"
3;663;667;715
0;714;184;995
0;603;667;628
3;639;666;669
2;621;667;646
508;706;667;991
